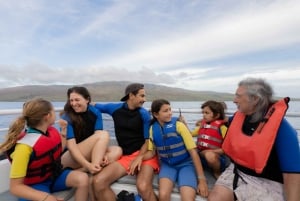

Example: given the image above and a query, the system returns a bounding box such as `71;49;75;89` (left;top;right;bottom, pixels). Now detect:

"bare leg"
65;170;89;201
158;178;173;201
136;165;157;201
93;161;126;201
89;175;96;201
180;186;196;201
104;145;122;165
91;131;110;167
61;131;110;170
208;184;234;201
202;151;221;179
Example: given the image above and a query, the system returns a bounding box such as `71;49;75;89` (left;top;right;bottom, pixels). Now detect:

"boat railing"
0;107;299;133
0;107;300;160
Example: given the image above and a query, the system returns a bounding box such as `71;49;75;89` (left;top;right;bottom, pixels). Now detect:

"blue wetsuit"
95;102;150;155
62;105;103;143
275;118;300;173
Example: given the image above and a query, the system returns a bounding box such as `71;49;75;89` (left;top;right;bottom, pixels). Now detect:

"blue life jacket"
151;117;190;165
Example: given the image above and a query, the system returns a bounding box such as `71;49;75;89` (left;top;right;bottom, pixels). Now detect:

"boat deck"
0;158;215;201
0;137;216;201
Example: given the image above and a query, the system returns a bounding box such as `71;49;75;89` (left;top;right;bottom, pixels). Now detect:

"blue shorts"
159;159;197;190
19;169;72;201
200;154;230;172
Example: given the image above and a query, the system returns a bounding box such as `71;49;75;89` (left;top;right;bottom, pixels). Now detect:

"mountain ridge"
0;81;236;102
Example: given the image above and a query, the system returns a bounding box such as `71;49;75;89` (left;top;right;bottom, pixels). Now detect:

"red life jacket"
8;126;62;185
197;119;224;151
222;98;289;174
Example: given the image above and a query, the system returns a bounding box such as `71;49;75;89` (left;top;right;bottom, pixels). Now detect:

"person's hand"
178;115;187;126
58;119;67;129
56;197;64;201
86;162;102;174
197;179;209;198
195;119;202;127
100;155;109;167
128;155;143;175
43;194;64;201
58;119;67;139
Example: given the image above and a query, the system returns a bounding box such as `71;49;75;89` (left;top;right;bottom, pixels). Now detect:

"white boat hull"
0;157;212;201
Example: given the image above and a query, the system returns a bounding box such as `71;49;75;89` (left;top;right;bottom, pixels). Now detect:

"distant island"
0;81;294;102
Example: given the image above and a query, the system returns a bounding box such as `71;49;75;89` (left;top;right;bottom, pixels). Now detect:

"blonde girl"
0;98;89;201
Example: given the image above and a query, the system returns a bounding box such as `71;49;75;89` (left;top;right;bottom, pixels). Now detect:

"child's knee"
75;172;89;187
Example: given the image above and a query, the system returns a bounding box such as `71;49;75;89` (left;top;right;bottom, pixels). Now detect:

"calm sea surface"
0;101;299;143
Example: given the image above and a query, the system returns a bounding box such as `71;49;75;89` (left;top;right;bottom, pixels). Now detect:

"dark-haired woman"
60;86;122;173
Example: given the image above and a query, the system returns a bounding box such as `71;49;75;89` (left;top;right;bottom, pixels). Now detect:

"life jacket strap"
198;134;223;143
159;149;187;158
156;141;184;150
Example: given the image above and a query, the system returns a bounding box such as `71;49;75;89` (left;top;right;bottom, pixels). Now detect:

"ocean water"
0;101;299;143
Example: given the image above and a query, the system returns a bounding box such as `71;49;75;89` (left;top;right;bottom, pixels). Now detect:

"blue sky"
1;0;300;98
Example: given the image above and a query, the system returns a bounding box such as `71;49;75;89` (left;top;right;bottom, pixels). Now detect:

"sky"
0;0;300;98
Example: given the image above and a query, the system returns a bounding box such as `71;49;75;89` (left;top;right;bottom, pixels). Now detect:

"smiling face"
233;86;256;115
154;103;172;125
128;88;146;109
69;92;89;113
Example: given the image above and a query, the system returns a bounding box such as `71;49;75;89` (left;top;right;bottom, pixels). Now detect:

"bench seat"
0;168;214;201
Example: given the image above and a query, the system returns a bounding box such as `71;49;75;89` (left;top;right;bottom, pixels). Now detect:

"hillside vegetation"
0;81;235;102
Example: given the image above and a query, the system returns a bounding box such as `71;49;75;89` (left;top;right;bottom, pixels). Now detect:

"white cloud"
0;0;299;98
94;0;300;70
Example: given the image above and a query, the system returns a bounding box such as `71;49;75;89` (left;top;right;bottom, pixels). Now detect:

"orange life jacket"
222;97;289;173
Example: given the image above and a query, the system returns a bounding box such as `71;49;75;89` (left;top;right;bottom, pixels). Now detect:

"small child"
0;98;89;201
142;99;209;200
191;100;229;179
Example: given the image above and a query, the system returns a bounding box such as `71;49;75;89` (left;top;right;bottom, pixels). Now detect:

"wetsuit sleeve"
66;123;75;140
139;107;151;139
94;102;123;116
275;118;300;172
176;121;197;150
10;144;32;178
61;115;76;140
89;105;103;130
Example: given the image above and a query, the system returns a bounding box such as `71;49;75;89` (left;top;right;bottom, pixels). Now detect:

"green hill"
0;81;234;102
